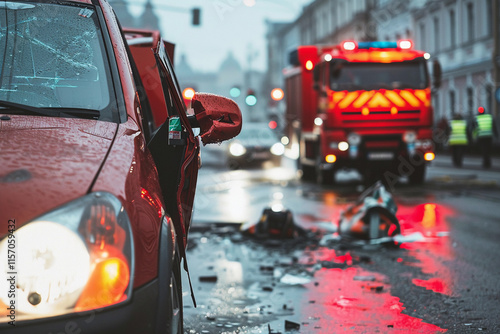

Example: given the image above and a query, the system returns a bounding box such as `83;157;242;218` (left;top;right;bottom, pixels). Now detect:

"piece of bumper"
1;280;160;334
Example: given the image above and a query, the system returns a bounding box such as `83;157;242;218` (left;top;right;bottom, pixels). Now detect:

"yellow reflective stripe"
338;92;359;109
414;90;430;107
331;91;347;104
352;91;375;108
400;90;421;107
449;120;468;145
368;92;391;108
384;91;406;107
476;115;493;136
329;92;346;108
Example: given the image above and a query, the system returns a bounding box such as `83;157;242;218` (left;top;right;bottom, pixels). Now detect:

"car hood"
0;116;117;228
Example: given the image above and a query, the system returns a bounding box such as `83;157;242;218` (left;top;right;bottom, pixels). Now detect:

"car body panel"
91;116;164;288
0;116;116;229
0;0;241;330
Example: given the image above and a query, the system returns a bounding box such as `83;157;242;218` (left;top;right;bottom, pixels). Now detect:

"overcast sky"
128;0;313;73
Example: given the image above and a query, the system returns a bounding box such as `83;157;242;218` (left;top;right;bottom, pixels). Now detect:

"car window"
0;1;116;121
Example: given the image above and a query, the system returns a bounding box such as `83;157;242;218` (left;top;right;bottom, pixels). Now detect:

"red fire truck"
284;40;437;185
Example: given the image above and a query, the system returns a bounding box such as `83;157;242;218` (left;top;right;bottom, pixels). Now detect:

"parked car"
0;1;241;333
226;122;285;169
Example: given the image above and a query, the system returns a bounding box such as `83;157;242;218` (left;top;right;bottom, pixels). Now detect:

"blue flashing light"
358;41;398;50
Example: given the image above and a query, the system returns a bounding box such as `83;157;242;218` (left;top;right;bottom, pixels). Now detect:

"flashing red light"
398;40;413;50
478;106;485;114
268;120;278;130
305;60;314;71
342;41;357;51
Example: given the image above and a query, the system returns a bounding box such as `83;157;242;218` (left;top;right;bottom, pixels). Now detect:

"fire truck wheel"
317;169;335;185
408;163;426;185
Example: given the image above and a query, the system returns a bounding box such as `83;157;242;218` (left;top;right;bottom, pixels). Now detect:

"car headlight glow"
0;192;134;322
229;142;247;157
270;143;285;156
338;141;349;151
403;131;417;143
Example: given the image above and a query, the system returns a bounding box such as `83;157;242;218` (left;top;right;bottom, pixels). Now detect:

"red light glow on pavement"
397;203;455;296
300;265;447;332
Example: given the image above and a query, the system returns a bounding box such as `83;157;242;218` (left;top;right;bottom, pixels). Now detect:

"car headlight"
229;142;247;157
403;131;417;143
0;192;134;322
270;143;285;156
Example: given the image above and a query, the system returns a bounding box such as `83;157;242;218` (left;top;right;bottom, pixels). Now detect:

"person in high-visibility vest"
471;108;498;168
448;113;468;167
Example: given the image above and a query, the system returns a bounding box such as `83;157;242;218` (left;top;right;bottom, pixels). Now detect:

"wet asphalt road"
182;148;500;333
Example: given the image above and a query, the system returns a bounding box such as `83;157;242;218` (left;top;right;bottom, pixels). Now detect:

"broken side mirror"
189;92;242;145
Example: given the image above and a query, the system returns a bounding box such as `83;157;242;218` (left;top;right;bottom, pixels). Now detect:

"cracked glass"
0;1;114;120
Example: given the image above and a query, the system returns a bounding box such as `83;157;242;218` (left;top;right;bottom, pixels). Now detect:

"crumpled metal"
192;92;242;145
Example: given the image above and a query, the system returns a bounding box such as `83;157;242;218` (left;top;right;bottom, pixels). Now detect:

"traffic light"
230;86;241;98
245;89;257;106
192;8;201;26
271;88;284;101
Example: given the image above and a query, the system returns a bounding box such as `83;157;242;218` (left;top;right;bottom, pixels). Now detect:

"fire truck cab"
284;40;436;185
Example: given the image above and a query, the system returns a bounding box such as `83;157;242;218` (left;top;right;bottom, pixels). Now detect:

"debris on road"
241;207;304;239
284;320;301;330
339;181;401;242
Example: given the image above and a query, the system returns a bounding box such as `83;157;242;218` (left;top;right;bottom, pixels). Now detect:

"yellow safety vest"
449;119;468;145
475;114;493;138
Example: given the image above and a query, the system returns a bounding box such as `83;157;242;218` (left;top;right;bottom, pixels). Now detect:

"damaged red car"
0;1;241;333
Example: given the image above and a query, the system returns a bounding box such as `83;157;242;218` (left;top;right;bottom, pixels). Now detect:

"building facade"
413;0;497;123
266;0;499;128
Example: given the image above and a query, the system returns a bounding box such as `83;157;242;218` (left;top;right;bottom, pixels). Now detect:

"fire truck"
284;40;437;185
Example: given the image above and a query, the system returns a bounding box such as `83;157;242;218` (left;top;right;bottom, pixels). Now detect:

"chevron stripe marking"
400;90;420;107
353;91;375;108
338;92;360;109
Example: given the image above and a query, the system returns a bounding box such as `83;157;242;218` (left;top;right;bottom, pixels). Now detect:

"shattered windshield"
330;59;429;92
0;1;115;120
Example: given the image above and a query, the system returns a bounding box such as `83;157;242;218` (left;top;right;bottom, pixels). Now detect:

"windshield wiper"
0;100;99;119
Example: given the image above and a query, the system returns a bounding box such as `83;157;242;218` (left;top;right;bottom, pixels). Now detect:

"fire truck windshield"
330;59;428;92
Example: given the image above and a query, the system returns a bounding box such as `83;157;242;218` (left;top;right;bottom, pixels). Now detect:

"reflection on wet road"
184;154;500;333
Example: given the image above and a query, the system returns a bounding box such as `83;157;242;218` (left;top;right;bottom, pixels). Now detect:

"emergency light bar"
341;40;413;51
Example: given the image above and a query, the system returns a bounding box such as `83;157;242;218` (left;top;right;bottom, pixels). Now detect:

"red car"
0;1;241;333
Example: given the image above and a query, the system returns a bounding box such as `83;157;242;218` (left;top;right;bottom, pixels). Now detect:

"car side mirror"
190;92;242;145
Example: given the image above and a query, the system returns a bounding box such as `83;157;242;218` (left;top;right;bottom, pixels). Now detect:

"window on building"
323;12;328;38
339;2;345;26
449;90;456;116
449;10;456;47
434;17;440;52
467;87;474;116
420;23;426;50
331;2;336;30
467;2;474;42
486;0;493;36
486;85;493;114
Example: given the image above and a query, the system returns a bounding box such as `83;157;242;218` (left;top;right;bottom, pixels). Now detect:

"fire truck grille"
340;109;421;124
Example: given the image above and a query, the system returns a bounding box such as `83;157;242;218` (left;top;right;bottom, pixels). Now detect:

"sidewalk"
431;152;500;172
